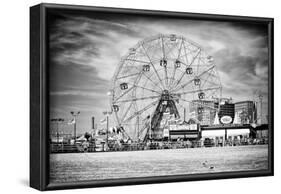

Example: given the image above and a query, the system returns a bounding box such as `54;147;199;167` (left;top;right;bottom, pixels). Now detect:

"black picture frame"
30;3;274;191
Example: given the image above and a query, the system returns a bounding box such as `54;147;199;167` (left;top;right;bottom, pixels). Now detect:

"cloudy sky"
48;10;269;134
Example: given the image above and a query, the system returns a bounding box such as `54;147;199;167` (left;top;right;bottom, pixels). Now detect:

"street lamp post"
70;111;80;143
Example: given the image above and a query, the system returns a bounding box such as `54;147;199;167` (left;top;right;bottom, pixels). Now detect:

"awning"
227;129;250;136
202;129;225;137
201;128;250;138
170;134;198;139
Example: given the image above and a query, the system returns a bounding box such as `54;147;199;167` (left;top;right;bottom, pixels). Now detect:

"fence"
50;137;268;153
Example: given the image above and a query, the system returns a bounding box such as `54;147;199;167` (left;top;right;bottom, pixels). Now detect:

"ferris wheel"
110;34;222;141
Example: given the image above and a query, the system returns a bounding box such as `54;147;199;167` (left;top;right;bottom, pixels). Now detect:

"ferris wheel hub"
161;90;172;101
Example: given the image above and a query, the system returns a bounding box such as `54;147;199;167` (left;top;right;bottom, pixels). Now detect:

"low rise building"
234;100;257;124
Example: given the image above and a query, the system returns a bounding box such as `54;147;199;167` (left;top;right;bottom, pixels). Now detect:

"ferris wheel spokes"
133;84;162;95
125;58;151;64
171;48;202;90
123;100;159;124
200;77;221;89
171;64;215;93
168;38;184;89
114;95;161;103
116;72;141;80
172;86;221;97
141;71;164;91
119;101;134;124
160;36;169;88
141;44;166;89
118;80;162;95
113;73;143;102
125;59;165;91
177;96;219;111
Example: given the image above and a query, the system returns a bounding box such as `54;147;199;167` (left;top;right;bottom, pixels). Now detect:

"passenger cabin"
175;60;181;68
143;65;150;72
160;59;167;67
198;92;205;99
194;78;201;86
120;83;128;90
129;48;136;55
186;67;193;74
112;105;119;112
207;55;214;64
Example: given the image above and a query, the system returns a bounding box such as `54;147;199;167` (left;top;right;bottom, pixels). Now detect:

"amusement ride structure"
109;34;222;142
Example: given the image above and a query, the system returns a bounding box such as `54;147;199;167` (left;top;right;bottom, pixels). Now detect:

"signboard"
170;134;198;139
189;124;198;130
169;124;198;131
202;129;225;137
177;125;189;130
220;115;232;124
227;129;250;136
163;128;169;137
169;124;177;131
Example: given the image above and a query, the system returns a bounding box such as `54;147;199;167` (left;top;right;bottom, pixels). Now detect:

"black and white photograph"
39;5;273;186
1;0;281;193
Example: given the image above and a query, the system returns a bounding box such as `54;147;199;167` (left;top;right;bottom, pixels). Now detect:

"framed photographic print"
30;3;274;191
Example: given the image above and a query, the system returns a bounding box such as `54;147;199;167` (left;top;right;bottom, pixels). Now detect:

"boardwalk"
50;145;268;183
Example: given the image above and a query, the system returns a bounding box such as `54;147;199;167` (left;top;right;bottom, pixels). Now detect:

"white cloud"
49;15;269;131
208;40;226;52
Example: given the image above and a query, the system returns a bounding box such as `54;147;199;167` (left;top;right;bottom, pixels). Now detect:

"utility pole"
254;90;263;125
70;111;80;143
103;110;112;149
149;115;152;141
56;121;59;144
137;115;139;142
106;114;109;144
258;93;263;125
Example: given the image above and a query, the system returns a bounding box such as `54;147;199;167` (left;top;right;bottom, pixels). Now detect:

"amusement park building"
216;101;235;124
189;100;216;126
234;101;257;124
189;99;235;126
